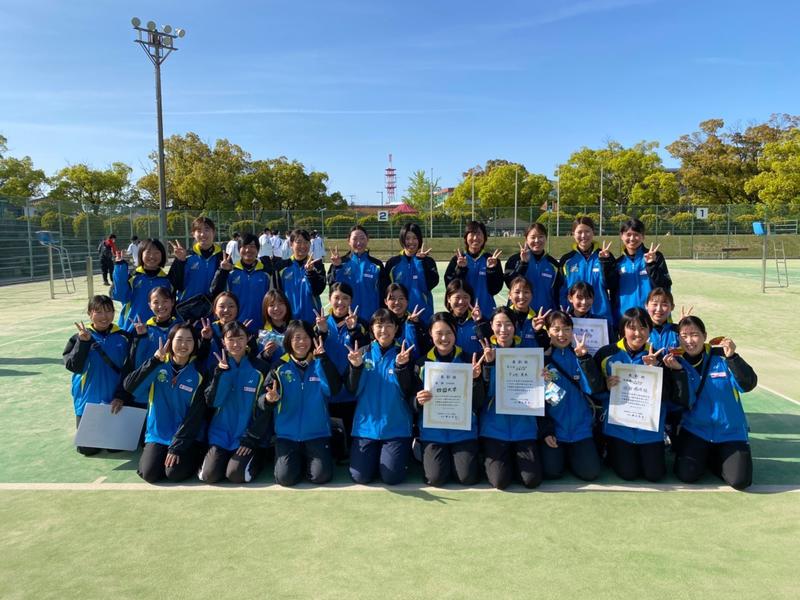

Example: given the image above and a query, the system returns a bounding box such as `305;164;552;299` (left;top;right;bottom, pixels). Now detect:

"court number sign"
377;210;389;222
695;207;709;220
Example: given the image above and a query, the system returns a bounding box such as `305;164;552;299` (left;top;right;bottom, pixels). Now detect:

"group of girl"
64;214;757;490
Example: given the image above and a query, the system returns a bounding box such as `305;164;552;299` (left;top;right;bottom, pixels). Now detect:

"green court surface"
0;259;799;598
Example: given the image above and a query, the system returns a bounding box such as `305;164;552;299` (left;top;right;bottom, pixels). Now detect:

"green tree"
50;162;136;212
666;114;800;205
744;128;800;215
402;169;439;211
0;135;47;199
629;171;680;206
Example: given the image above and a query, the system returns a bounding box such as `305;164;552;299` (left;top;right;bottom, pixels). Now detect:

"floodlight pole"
133;20;184;241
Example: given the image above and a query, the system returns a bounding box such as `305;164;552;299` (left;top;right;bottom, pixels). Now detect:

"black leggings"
607;437;666;482
198;445;268;484
481;437;542;490
421;439;480;486
674;429;752;490
541;437;601;481
275;437;333;487
137;442;204;483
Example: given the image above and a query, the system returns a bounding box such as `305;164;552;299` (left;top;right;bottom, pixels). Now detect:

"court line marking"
0;325;76;349
758;384;800;407
0;482;796;493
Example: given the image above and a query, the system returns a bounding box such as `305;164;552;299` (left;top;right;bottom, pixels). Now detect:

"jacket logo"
570;265;579;273
179;384;194;393
243;386;257;392
309;376;320;382
157;370;168;383
283;371;294;383
284;271;294;280
364;358;375;371
232;275;241;285
710;371;727;378
190;262;200;270
542;272;553;278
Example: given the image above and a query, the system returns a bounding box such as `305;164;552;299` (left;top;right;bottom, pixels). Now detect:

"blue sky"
1;0;798;204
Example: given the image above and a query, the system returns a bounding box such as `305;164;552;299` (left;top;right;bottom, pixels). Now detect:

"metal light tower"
131;17;186;240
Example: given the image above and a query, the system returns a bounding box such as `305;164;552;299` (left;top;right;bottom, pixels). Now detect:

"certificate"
571;317;609;356
608;363;663;432
495;348;545;416
74;403;147;451
422;362;473;431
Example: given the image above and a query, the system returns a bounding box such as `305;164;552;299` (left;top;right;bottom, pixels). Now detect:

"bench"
720;246;748;259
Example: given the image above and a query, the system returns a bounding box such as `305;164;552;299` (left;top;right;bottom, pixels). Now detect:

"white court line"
758;384;800;407
0;324;75;349
0;482;796;493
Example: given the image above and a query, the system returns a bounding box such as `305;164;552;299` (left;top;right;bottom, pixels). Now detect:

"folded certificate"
74;403;147;451
422;362;473;431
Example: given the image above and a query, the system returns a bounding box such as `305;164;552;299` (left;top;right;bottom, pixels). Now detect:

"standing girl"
327;225;384;321
504;223;562;314
346;309;416;485
112;239;172;331
444;221;503;313
381;222;439;324
273;228;326;324
607;217;672;322
123;323;207;483
558;217;615;326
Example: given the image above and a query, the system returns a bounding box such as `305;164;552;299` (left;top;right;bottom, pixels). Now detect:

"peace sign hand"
598;241;613;258
213;349;229;370
416;244;432;259
573;332;589;357
154;338;169;361
346;341;363;367
408;305;426;323
479;338;495;364
305;256;320;272
313;309;328;333
642;346;664;366
679;305;694;320
395;340;415;366
471;352;485;379
486;249;503;269
264;380;280;404
519;242;531;263
133;316;148;336
313;336;326;357
345;305;359;330
644;243;661;264
200;317;213;340
74;321;91;342
470;302;482;321
220;252;233;271
330;246;342;267
455;248;467;268
533;307;552;332
169;240;187;261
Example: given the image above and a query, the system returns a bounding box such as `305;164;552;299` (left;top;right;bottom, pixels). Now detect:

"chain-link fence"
1;196;798;284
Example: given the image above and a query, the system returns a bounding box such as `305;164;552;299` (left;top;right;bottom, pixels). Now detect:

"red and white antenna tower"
384;153;396;205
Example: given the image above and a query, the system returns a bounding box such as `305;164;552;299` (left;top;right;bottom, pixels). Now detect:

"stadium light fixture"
131;18;187;240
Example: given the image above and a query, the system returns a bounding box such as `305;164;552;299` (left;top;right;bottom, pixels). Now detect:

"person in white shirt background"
281;232;292;259
258;228;273;259
225;231;241;264
126;236;141;267
271;231;283;259
310;230;326;262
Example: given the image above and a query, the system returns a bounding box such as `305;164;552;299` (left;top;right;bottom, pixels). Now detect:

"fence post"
184;212;190;247
26;198;34;279
655;205;660;237
48;245;55;299
58;200;64;247
690;210;694;258
726;205;731;248
86;256;94;299
85;207;92;259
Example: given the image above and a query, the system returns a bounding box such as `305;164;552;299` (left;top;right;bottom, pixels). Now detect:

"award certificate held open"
422;361;473;431
495;348;545;416
571;317;609;357
608;363;663;432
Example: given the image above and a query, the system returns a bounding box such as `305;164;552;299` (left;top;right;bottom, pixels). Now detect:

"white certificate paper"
608;363;663;432
74;403;147;451
495;348;545;416
422;362;473;431
571;317;609;356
